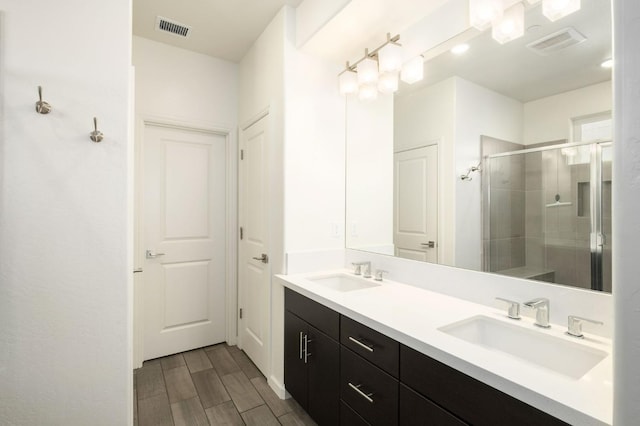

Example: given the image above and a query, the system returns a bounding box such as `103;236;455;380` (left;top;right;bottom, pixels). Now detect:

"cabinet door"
399;384;467;426
307;325;340;426
284;310;308;410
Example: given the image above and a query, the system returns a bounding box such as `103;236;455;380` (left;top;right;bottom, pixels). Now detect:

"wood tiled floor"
134;344;316;426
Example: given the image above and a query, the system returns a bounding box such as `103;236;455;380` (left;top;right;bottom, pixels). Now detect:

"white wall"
345;94;394;253
454;77;524;270
523;81;612;145
0;1;132;425
132;36;238;127
613;0;640;423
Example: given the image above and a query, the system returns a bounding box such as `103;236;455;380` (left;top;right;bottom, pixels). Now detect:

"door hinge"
239;308;243;319
240;149;244;160
240;226;244;240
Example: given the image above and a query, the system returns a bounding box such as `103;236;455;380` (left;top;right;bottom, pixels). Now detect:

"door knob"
146;250;166;259
252;253;269;264
421;241;436;248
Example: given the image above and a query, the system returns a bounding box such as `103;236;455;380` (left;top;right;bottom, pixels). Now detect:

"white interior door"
143;124;227;360
394;145;439;262
238;116;270;376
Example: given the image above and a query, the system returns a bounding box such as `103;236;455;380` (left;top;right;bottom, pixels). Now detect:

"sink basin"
439;315;607;379
307;274;381;292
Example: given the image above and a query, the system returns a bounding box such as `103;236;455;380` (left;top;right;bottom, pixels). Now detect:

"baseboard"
267;375;290;400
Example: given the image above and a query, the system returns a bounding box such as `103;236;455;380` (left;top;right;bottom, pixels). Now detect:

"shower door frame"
483;139;612;291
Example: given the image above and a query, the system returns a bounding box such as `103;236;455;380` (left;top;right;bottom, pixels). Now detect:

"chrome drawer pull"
299;332;304;360
348;336;374;352
348;382;374;403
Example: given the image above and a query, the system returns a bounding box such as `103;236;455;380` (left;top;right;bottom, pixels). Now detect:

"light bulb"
378;72;399;94
339;70;358;95
378;43;403;73
450;44;470;55
469;0;504;30
492;2;524;44
542;0;581;22
600;59;613;69
359;83;378;101
357;57;379;85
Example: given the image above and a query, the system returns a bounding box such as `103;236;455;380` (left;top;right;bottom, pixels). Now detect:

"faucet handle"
567;315;603;338
351;262;363;275
374;269;388;281
495;297;521;320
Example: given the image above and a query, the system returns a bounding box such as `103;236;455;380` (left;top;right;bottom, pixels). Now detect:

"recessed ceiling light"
450;43;470;55
601;59;613;69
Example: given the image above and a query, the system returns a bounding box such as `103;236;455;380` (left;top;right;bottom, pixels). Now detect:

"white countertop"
276;269;612;426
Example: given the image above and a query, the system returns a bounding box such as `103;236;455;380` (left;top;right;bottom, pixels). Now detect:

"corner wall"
0;1;132;424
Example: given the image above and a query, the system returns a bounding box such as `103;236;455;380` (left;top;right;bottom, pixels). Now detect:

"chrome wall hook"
89;117;104;142
35;86;52;114
460;163;482;181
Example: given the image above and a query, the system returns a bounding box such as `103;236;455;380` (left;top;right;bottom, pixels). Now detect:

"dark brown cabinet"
284;288;568;426
284;289;340;425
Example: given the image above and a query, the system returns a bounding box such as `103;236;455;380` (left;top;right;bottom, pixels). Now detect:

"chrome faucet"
352;261;372;278
374;269;388;281
524;298;550;328
567;315;603;338
495;297;521;320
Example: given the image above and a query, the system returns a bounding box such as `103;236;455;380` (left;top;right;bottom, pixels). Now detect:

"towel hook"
35;86;52;114
460;163;482;181
90;117;104;143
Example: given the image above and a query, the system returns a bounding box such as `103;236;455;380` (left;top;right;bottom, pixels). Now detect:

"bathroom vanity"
277;270;612;425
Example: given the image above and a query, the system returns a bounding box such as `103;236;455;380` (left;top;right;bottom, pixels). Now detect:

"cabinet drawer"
399;384;467;426
341;316;399;378
400;345;568;426
341;346;399;426
341;401;370;426
285;288;340;340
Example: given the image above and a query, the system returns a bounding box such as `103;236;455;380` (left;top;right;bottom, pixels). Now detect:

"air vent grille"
155;16;191;38
526;28;586;56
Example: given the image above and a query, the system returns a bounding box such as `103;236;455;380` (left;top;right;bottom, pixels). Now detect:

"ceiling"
403;0;612;102
133;0;303;62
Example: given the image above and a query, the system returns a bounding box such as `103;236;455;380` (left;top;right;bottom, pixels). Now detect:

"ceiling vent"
526;28;586;56
155;16;191;38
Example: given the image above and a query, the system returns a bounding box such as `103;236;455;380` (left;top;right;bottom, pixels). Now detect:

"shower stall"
483;140;612;292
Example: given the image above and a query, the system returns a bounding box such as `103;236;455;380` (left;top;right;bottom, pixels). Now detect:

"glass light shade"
357;57;379;85
339;70;358;95
450;43;470;55
601;59;613;69
469;0;504;30
542;0;580;22
378;43;403;73
400;56;424;84
492;2;524;44
358;83;378;101
378;72;399;94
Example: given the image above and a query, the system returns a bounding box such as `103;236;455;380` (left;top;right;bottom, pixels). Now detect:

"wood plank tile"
184;349;213;373
249;377;295;417
221;371;264;413
192;368;231;408
137;392;174;426
207;345;241;376
164;366;198;403
161;353;186;371
205;400;245;426
171;396;209;426
278;411;317;426
230;349;263;380
241;404;280;426
136;362;166;400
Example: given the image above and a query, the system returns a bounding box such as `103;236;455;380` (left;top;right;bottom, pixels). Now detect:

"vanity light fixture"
338;33;406;99
339;66;358;95
542;0;581;22
400;56;424;85
469;0;504;30
357;53;379;86
492;2;525;44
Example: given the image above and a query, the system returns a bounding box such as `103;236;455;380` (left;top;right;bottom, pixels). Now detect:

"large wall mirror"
345;0;612;292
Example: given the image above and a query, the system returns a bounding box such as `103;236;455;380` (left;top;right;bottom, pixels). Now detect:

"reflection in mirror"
345;0;612;292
